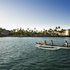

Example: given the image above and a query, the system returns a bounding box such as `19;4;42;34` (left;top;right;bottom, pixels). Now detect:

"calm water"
0;37;70;70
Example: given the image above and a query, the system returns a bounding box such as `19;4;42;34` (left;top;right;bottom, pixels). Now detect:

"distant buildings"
65;29;70;36
57;29;70;36
1;31;10;36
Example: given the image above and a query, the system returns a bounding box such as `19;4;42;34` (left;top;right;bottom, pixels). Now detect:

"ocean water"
0;37;70;70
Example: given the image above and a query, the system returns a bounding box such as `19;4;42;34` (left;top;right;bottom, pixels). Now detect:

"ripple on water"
0;37;70;70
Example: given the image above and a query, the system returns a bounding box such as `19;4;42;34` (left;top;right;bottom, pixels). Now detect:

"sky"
0;0;70;30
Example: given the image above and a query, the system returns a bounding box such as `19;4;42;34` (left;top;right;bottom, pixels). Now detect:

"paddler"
51;40;53;46
64;41;68;47
44;40;47;45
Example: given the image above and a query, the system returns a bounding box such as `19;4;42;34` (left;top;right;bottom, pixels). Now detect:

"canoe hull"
36;44;70;50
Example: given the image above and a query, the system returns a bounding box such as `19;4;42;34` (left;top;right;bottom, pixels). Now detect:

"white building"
64;29;70;36
55;29;70;36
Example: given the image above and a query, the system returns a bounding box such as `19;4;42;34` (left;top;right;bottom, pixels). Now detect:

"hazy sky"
0;0;70;30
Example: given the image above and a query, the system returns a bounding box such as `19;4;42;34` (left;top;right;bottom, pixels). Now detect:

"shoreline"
0;36;70;37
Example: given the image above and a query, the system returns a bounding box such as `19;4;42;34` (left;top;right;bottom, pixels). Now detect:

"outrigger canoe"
36;44;70;50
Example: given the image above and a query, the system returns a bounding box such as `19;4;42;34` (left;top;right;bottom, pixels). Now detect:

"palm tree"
48;28;53;36
27;28;29;31
58;26;60;29
55;26;60;31
55;27;58;30
34;28;36;32
60;29;65;33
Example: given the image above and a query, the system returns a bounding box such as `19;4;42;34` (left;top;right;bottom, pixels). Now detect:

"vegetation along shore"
0;26;70;37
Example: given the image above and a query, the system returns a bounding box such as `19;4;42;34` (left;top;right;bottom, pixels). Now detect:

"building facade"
64;29;70;36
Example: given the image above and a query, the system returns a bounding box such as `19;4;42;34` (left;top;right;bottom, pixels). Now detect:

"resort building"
63;29;70;36
53;29;70;36
59;29;70;36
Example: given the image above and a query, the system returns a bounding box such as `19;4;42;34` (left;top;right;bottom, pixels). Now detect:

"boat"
36;44;70;50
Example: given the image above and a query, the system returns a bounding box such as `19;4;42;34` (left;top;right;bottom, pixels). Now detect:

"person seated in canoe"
44;40;48;45
36;42;44;45
51;40;53;46
64;41;68;47
36;40;48;45
36;42;39;44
